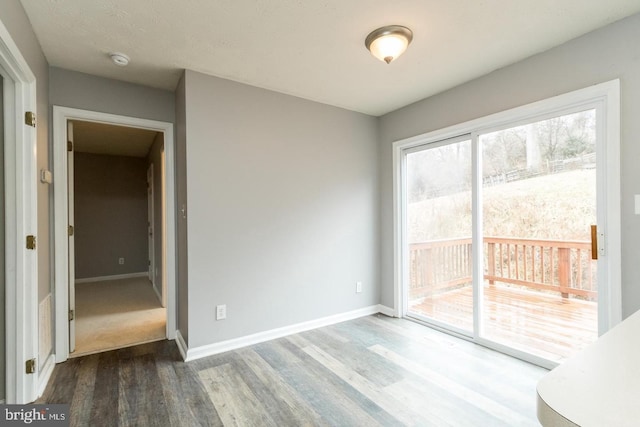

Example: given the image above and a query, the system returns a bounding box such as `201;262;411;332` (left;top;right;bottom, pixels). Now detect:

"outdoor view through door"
406;109;598;364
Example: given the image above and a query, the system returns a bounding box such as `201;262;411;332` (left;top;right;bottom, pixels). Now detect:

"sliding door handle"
591;225;598;260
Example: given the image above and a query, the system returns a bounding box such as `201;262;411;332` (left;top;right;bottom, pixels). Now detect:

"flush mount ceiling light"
365;25;413;64
110;52;130;66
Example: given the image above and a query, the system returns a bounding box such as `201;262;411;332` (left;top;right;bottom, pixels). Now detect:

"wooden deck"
409;283;597;362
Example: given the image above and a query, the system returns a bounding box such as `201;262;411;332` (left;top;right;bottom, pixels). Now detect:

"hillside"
408;169;596;243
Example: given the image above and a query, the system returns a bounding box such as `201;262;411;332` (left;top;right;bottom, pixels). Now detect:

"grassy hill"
408;169;596;243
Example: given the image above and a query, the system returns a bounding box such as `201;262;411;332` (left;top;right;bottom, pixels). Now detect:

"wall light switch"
216;304;227;320
635;195;640;215
356;281;363;293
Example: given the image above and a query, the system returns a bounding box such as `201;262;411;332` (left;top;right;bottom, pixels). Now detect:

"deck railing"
409;237;596;301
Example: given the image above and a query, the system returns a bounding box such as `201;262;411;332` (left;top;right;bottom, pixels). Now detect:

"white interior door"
147;163;154;285
67;120;75;353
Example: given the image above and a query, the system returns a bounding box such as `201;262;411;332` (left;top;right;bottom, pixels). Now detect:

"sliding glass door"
405;136;473;335
479;110;598;363
398;89;616;368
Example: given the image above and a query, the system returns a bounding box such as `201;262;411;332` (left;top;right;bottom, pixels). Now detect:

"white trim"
74;272;148;284
53;106;177;363
599;81;622;331
377;304;397;317
152;280;163;304
175;330;188;360
392;80;622;365
183;305;381;362
392;142;405;318
471;132;483;340
0;16;39;404
36;354;55;398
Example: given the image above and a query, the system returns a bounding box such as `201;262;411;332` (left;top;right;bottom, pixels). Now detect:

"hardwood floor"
38;314;547;426
410;283;597;362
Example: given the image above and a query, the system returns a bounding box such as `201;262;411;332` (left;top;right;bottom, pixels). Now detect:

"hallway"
73;277;166;357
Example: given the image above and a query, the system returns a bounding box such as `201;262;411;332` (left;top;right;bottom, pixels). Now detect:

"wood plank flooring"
38;314;547;426
409;283;597;362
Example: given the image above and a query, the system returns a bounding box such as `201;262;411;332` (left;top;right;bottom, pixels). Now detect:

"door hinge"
26;235;36;250
69;309;75;321
68;225;74;236
25;111;36;127
67;140;73;152
25;358;36;374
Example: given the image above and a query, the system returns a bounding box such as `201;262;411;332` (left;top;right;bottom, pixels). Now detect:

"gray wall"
49;67;175;124
182;70;379;347
74;153;148;279
147;133;164;300
379;13;640;318
175;73;188;344
0;0;50;401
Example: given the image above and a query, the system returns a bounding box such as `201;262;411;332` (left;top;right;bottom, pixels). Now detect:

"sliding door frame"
392;80;621;368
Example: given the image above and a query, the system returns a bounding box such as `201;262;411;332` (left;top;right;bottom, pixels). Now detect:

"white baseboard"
175;330;188;360
377;304;397;317
184;305;381;362
75;272;148;284
37;354;56;398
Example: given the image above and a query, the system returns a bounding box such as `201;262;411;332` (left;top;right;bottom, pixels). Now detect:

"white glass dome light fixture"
365;25;413;64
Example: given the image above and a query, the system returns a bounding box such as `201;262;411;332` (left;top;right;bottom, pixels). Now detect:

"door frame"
66;121;75;353
392;80;621;367
52;106;177;362
0;19;38;403
147;162;155;287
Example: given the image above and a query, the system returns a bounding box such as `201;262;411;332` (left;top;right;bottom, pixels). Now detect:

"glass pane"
406;139;473;333
480;109;598;362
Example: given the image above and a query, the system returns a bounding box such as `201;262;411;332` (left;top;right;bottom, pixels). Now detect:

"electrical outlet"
356;281;363;293
216;304;227;320
118;257;125;265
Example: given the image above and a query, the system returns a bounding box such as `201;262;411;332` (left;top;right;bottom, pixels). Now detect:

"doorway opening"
68;120;167;357
394;81;621;369
53;107;176;363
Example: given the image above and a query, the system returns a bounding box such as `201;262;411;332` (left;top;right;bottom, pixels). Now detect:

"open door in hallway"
65;119;167;357
67;120;76;353
147;163;155;286
53;106;177;363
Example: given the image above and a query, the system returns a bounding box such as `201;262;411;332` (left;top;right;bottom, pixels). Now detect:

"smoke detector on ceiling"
110;52;130;66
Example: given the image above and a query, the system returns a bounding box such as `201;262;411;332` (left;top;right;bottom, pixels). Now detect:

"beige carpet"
72;277;166;357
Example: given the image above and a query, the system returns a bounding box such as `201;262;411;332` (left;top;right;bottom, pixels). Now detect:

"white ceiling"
72;120;158;158
20;0;640;116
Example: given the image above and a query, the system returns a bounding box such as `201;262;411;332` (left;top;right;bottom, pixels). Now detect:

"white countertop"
537;309;640;427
